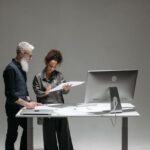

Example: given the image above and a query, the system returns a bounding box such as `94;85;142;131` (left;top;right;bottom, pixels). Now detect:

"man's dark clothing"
3;59;29;150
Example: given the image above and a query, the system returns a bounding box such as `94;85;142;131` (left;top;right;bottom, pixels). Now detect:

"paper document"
34;105;57;111
48;81;84;92
76;103;111;113
53;106;89;116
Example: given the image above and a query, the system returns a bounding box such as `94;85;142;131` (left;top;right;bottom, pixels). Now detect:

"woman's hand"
63;84;72;92
44;85;51;96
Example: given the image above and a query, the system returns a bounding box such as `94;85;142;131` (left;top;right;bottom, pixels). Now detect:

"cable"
110;97;118;126
110;113;117;126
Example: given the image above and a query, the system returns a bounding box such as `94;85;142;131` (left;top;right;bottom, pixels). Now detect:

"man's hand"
15;98;42;109
25;101;42;109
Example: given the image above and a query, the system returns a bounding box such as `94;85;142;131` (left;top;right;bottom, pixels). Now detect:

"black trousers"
5;116;27;150
43;118;74;150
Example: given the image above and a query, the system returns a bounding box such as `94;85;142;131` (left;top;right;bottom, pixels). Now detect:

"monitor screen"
84;70;138;104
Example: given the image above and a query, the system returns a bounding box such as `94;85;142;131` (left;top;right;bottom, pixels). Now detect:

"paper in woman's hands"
48;81;85;93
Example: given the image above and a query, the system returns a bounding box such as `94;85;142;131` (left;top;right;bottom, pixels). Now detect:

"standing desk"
16;103;139;150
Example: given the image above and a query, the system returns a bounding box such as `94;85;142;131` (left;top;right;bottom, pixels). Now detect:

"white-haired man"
3;41;41;150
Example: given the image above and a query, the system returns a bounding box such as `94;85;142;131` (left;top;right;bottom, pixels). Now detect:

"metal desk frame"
16;103;139;150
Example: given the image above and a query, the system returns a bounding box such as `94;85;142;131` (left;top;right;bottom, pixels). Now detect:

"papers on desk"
52;106;92;116
75;103;135;113
18;102;137;116
34;103;136;115
34;104;89;116
52;103;110;116
48;81;85;92
76;103;110;113
34;105;57;111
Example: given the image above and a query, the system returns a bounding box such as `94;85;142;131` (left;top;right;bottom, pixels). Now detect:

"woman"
33;49;74;150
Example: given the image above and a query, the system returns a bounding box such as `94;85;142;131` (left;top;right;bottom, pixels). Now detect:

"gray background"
0;0;150;150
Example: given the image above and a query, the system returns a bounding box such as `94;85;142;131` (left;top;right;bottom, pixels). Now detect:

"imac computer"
84;70;138;113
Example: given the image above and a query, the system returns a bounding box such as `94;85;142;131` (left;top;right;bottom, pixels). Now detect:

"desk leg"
122;117;128;150
27;118;33;150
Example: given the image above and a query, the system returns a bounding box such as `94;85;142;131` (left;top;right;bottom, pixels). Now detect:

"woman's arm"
32;75;48;98
59;72;71;94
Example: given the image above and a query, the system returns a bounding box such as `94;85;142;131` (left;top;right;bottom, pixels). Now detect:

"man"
3;41;40;150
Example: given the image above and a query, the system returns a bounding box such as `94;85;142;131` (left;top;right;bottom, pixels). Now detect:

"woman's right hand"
44;85;51;96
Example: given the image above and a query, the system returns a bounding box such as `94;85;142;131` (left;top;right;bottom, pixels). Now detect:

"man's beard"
20;58;29;72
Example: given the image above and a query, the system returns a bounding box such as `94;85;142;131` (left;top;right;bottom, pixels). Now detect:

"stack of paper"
48;81;85;92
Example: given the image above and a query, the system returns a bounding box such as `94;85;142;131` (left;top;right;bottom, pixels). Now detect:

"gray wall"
0;0;150;150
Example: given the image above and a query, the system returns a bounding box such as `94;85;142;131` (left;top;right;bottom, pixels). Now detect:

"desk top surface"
16;103;140;118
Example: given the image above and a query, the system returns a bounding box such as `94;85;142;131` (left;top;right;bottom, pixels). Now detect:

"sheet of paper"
76;103;135;113
34;105;58;111
52;106;89;116
49;81;85;92
76;103;110;113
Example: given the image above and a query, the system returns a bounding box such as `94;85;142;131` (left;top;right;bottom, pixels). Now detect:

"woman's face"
46;60;58;74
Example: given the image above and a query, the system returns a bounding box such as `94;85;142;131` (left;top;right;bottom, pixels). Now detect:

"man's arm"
15;98;40;109
3;67;20;102
3;67;41;109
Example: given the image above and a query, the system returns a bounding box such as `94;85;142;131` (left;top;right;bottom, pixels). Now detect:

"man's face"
20;50;33;72
23;50;33;62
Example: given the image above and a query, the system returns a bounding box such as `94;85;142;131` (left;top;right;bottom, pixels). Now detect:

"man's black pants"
5;117;27;150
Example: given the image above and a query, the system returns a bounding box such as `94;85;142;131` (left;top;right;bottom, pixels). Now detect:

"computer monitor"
84;70;138;112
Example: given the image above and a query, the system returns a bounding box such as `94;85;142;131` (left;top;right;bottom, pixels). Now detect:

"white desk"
16;103;139;150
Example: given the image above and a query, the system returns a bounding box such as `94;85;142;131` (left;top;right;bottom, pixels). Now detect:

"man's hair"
45;49;63;65
16;41;34;53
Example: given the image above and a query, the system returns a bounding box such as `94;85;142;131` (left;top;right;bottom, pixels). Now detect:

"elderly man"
3;41;40;150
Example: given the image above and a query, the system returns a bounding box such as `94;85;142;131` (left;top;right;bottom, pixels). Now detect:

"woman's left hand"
63;84;72;92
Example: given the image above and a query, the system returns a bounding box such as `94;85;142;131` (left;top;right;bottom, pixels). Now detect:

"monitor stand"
109;87;122;113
